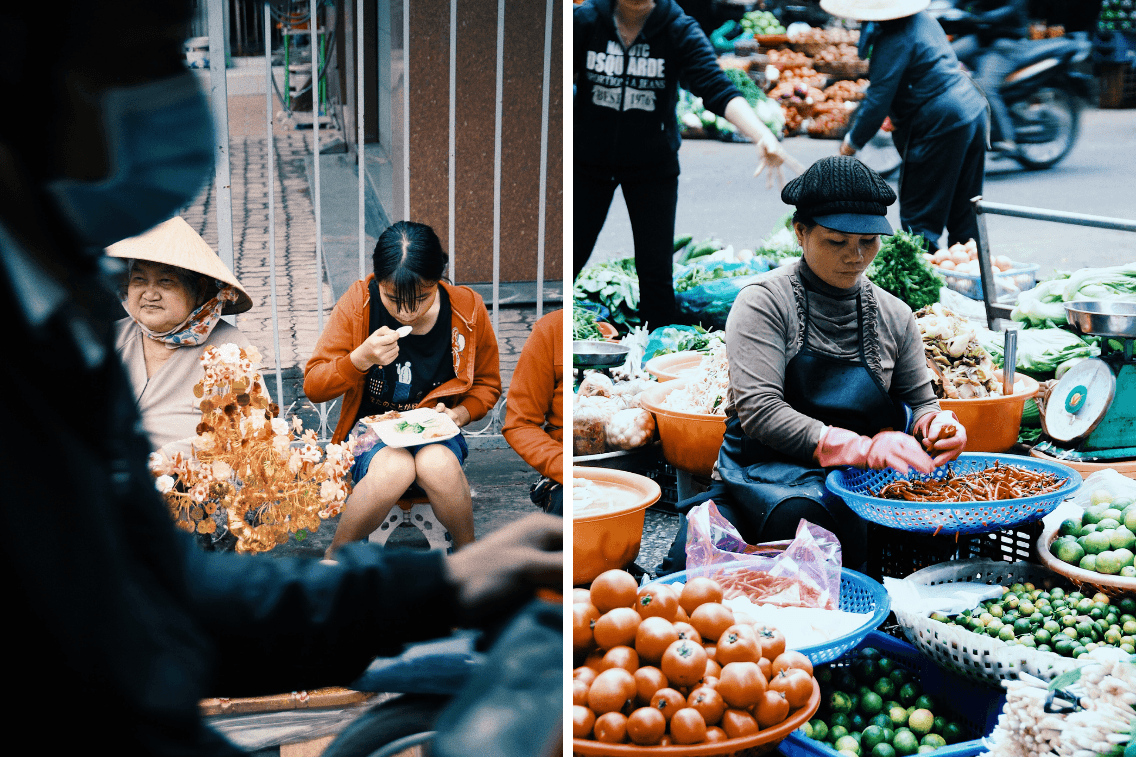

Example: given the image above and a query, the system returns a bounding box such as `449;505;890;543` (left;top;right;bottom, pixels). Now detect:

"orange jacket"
304;277;502;443
502;310;563;483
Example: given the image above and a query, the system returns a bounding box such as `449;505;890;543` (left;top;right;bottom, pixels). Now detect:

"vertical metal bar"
265;2;284;405
311;0;324;337
448;0;457;281
535;0;553;320
207;0;235;279
972;196;1000;329
491;0;505;334
403;0;411;220
357;0;366;281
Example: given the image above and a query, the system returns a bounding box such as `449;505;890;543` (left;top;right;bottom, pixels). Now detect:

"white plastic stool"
368;496;452;552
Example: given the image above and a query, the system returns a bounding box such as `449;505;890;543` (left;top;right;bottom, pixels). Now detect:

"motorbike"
928;0;1094;170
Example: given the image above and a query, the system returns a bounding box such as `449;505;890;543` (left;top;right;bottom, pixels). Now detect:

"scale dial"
1040;358;1116;444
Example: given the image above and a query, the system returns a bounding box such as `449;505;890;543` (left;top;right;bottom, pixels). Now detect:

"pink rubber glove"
912;410;967;467
815;426;935;476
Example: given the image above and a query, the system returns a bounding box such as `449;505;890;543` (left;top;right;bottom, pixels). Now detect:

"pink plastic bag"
684;499;843;610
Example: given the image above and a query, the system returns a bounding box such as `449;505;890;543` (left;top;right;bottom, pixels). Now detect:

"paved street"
585;107;1136;278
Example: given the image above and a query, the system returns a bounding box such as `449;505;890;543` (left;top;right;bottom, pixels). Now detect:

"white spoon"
395;325;413;338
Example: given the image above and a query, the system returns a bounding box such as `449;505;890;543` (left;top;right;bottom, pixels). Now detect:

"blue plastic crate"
826;453;1081;535
779;631;1006;757
645;561;890;665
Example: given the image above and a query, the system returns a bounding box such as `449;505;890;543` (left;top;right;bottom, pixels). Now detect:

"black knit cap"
781;156;896;235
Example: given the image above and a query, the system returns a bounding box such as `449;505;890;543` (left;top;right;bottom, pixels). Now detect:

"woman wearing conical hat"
109;216;262;454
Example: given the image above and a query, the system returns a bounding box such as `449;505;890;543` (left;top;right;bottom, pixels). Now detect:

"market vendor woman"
659;157;967;574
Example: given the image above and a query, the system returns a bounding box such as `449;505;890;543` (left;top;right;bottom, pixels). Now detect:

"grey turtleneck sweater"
720;258;939;468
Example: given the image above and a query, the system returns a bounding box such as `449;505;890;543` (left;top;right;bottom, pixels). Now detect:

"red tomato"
572;678;590;707
690;602;735;643
573;603;601;651
593;711;628;743
717;661;767;709
772;650;814;677
716;627;763;665
755;690;790;729
669;708;708;745
672;621;702;644
599;645;639;674
572;705;595;739
635;583;679;621
721;708;759;739
686;685;726;726
633;666;668;704
660;639;708;688
705;726;728;743
755;624;787;660
634;615;679;664
649;687;686;722
589;570;639;613
679;576;724;615
626;706;667;746
592;607;641;650
587;667;636;715
769;667;814;709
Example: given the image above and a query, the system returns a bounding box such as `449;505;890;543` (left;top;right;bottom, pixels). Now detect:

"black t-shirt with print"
355;280;454;422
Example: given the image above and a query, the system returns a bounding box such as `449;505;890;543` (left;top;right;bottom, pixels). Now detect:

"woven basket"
1036;520;1136;599
813;59;870;78
893;559;1091;687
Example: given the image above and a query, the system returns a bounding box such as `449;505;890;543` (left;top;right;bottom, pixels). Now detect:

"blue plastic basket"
779;631;1005;757
646;561;890;665
826;453;1081;536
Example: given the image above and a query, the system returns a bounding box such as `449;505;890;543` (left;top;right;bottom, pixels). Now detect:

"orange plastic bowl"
938;373;1039;453
639;379;727;477
572;677;820;755
573;467;661;586
644;350;704;382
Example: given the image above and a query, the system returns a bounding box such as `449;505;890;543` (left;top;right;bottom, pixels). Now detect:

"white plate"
366;407;459;448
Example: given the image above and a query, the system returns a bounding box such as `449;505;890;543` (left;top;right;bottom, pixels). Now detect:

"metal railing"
972;196;1136;328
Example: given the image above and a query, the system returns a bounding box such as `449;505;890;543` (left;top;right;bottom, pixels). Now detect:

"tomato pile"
573;569;818;747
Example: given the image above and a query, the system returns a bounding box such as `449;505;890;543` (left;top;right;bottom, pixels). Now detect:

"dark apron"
716;281;909;545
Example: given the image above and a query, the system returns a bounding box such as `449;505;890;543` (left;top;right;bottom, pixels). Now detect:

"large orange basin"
638;379;727;477
644;350;704;382
573;467;661;586
938;373;1039;453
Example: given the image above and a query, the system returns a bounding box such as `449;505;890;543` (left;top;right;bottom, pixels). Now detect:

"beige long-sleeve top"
721;259;939;467
115;318;258;453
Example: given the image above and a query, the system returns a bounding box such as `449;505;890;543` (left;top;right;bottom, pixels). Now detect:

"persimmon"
626;706;667;746
660;639;707;688
769;666;813;708
635;583;679;621
755;624;786;660
755;689;790;729
686;685;726;726
716;627;762;665
772;650;814;677
672;621;702;644
649;687;686;721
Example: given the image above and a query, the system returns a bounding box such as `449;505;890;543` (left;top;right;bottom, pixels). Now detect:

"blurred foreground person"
0;2;561;754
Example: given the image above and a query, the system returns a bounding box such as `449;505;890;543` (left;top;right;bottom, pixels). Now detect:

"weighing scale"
572;340;630;388
1035;301;1136;462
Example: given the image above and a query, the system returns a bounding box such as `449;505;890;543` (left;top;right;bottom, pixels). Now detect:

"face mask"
47;73;215;250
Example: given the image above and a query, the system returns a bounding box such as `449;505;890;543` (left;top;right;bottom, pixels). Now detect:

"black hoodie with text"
574;0;743;177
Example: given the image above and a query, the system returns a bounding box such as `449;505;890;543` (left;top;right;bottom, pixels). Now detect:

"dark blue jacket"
848;11;987;150
574;0;743;175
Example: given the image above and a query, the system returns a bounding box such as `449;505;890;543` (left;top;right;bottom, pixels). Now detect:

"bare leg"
326;446;416;557
413;444;475;550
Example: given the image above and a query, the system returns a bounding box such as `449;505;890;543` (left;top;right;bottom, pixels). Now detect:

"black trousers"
896;111;989;251
574;165;680;332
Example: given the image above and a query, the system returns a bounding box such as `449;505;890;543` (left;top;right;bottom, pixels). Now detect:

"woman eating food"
658;156;967;574
111;216;259;455
304;221;501;555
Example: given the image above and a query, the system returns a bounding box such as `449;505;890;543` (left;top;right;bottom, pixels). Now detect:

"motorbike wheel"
1012;86;1080;170
320;693;449;757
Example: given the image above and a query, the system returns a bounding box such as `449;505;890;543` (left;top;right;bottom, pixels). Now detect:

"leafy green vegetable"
976;326;1100;379
573;258;641;333
757;213;802;261
674;263;757;293
866;230;943;310
1013;263;1136;327
572;306;603;341
644;324;725;360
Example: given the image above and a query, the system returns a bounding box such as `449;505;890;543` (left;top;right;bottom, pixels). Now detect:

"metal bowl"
1065;300;1136;339
572;339;630;367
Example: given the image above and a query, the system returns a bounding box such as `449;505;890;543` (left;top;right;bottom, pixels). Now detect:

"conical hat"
105;216;253;315
820;0;929;21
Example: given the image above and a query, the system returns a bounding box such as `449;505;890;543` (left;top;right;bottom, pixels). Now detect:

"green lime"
1091;489;1114;506
942;722;965;744
920;733;947;748
1097;551;1124;575
854;658;880;684
872;745;897;757
850;713;867;732
1113;527;1136;550
1124;509;1136;532
862;725;887;751
1122;566;1136;578
1120;598;1136;614
913;695;935;712
1116;548;1135;567
888;706;908;728
932;715;948;734
1059;518;1082;536
870;714;893;729
998;625;1017;641
907;709;934;737
888;668;912;687
836;670;859;692
876;657;898;676
861;692;885;716
830;693;854;714
1055;539;1086;565
873;678;897;699
810;719;829;742
859;647;882;660
831;725;850;743
1084;505;1106;524
1103;508;1124;522
1099;519;1122;531
835;735;861;754
898;683;922;707
832;713;853;730
1084;531;1112;555
1079;554;1098;572
892;730;920;756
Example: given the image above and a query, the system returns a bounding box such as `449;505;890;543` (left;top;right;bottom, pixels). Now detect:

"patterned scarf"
133;284;239;348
